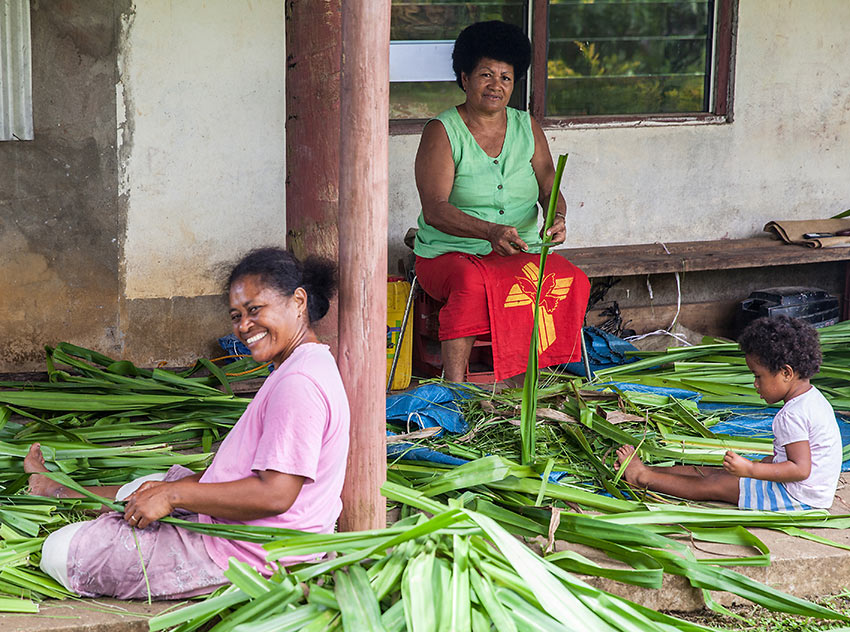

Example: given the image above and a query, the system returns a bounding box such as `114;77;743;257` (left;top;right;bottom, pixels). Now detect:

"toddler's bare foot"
24;444;63;497
615;445;650;487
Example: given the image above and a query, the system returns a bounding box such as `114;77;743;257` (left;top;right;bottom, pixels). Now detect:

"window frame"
389;0;737;135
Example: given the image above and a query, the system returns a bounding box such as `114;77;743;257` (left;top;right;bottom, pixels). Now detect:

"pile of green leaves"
0;343;267;612
410;319;850;499
1;333;850;628
147;484;850;632
398;380;770;503
592;319;850;411
0;342;266;492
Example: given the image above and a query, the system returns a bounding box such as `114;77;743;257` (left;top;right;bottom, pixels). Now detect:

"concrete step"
0;599;171;632
568;475;850;611
6;479;850;630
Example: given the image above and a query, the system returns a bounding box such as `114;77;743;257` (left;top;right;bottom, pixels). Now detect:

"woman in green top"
414;20;585;383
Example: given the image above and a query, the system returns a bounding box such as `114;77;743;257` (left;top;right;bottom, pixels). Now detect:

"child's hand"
722;450;754;478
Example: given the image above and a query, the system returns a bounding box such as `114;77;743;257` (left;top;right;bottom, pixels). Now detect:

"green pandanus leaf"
521;154;568;465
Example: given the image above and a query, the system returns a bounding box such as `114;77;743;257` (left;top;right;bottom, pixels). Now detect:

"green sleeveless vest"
414;106;540;258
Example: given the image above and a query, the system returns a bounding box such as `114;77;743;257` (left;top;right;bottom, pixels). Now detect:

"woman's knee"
116;472;168;501
40;521;89;590
417;253;485;302
449;258;486;295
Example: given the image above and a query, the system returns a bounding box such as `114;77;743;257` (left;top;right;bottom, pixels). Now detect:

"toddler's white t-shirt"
773;386;841;509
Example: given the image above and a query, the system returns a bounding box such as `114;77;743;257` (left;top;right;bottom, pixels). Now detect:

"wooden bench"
556;236;850;334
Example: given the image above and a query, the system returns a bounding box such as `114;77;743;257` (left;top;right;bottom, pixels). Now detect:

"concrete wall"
118;0;287;365
0;1;126;369
0;1;286;372
2;0;848;372
387;0;850;307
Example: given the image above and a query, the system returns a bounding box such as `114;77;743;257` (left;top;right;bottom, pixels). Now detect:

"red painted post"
337;0;390;530
285;0;341;351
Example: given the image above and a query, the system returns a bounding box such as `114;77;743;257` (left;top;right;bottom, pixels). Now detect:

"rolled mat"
764;218;850;248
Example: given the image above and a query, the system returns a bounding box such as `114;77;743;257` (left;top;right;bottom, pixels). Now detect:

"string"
624;242;691;346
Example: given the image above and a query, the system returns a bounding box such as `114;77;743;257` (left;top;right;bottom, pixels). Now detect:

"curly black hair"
452;21;531;90
737;315;822;379
227;247;338;323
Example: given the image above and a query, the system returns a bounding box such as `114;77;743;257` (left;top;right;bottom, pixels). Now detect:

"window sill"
541;113;730;130
389;112;731;136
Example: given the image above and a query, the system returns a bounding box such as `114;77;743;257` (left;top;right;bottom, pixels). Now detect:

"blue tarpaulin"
602;381;702;401
386;384;474;465
218;333;250;359
386;383;471;436
610;383;850;471
386;443;469;466
384;384;572;482
562;327;640;377
217;333;275;372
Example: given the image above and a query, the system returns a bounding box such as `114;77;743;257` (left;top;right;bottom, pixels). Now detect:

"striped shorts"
738;477;812;511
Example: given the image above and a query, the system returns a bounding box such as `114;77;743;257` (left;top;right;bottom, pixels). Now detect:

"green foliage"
681;592;850;631
521;154;568;465
1;332;849;626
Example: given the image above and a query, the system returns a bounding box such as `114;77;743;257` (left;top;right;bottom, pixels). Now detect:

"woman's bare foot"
615;445;650;487
23;443;48;473
24;443;63;497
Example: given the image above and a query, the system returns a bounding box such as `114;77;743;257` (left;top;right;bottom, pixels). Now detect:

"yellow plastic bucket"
387;277;412;390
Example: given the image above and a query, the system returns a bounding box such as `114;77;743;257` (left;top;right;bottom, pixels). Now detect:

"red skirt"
416;251;590;380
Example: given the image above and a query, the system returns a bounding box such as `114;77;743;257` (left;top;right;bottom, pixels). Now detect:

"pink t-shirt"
198;343;350;573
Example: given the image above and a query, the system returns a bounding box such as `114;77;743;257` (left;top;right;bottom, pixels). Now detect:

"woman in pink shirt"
24;247;351;599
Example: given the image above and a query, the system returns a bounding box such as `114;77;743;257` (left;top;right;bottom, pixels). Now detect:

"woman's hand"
487;224;526;256
121;470;305;528
544;214;566;244
123;480;173;529
722;450;754;478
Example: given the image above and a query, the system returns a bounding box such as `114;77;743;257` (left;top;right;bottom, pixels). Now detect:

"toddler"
616;315;841;510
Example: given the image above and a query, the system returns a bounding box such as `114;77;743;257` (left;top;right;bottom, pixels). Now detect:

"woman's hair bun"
227;247;338;323
301;255;338;322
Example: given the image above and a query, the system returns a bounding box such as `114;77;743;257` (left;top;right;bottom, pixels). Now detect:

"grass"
674;592;850;631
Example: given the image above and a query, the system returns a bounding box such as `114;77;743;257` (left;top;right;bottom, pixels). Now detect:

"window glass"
547;0;714;116
391;82;465;120
390;0;723;122
389;0;528;120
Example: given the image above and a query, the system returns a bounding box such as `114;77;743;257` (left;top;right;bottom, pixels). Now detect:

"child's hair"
737;315;822;378
227;247;338;323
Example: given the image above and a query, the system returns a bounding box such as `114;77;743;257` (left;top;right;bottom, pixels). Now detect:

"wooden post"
337;0;390;530
285;0;341;351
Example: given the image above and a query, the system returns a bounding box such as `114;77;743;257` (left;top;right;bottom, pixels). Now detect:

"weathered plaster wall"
387;0;850;302
118;0;287;365
0;1;287;372
120;0;287;300
0;1;127;369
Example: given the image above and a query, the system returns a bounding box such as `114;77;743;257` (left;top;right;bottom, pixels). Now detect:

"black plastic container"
735;287;839;336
